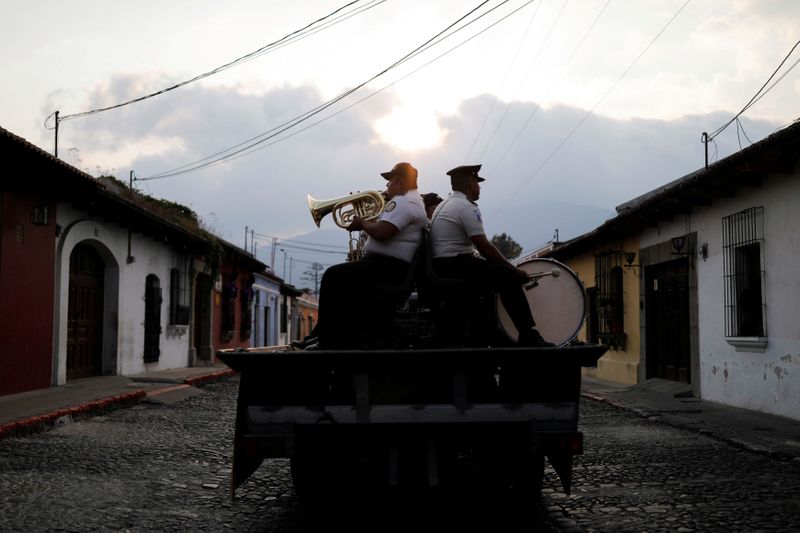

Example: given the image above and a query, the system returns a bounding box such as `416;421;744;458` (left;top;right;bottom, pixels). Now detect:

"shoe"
291;336;319;349
517;328;555;348
303;342;321;351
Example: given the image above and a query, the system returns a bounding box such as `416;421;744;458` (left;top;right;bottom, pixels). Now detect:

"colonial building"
548;119;800;420
0;125;263;396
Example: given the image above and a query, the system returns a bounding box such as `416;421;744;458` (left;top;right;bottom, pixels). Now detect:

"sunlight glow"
373;105;444;152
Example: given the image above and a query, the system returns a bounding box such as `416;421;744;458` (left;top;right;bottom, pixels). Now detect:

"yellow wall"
559;235;641;385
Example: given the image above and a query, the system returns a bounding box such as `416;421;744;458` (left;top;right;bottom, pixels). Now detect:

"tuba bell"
307;190;386;228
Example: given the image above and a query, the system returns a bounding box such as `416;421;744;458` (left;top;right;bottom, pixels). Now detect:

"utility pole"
271;237;277;270
54;111;59;157
245;226;249;252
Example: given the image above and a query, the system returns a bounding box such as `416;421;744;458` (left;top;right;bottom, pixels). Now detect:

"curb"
183;368;237;387
0;369;238;442
0;390;146;441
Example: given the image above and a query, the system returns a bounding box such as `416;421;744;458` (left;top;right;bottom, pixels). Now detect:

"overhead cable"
53;0;375;124
706;39;800;142
483;0;611;175
487;0;691;222
143;0;534;180
141;0;499;180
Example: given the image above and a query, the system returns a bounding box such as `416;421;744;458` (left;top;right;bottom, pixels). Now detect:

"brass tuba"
307;190;387;262
307;190;386;228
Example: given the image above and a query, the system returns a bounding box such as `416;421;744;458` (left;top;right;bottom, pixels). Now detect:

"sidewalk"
0;365;236;440
581;376;800;464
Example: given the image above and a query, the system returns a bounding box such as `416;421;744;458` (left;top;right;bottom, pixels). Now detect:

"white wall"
54;205;193;384
640;168;800;420
252;273;281;347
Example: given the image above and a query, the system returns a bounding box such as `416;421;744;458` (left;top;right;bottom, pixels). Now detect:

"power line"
50;0;374;124
705;39;800;142
465;0;543;161
253;231;348;250
484;0;611;178
140;0;526;181
210;0;536;168
475;0;570;163
487;0;691;222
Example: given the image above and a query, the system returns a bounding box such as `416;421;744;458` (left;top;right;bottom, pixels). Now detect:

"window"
595;250;625;349
169;254;190;325
722;207;765;340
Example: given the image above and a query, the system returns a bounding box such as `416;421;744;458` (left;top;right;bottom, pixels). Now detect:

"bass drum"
496;258;586;347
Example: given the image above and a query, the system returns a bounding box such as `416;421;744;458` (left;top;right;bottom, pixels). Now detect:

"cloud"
55;75;784;279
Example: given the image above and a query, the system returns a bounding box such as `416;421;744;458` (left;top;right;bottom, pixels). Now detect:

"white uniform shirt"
430;191;484;258
364;189;427;262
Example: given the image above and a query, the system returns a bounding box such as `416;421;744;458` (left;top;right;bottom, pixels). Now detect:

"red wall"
212;265;253;357
0;191;56;396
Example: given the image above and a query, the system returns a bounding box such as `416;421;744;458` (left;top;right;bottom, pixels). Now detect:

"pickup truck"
217;341;606;504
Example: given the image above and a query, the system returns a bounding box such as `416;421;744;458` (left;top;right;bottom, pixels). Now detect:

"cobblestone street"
541;399;800;531
1;376;798;531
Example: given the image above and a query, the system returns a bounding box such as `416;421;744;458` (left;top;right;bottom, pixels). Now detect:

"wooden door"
67;244;104;380
645;258;690;383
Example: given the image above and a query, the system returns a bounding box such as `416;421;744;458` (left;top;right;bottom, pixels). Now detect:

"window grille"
722;207;765;337
169;253;190;325
594;250;625;348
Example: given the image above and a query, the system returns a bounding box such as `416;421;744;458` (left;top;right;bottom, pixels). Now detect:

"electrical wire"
486;0;691;222
482;0;611;176
142;0;533;181
706;39;800;142
475;0;570;163
139;0;503;180
464;0;543;161
49;0;377;125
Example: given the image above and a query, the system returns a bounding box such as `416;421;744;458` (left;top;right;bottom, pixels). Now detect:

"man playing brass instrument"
302;162;427;350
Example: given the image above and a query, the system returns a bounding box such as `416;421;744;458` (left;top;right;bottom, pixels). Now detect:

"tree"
491;233;522;260
300;262;324;295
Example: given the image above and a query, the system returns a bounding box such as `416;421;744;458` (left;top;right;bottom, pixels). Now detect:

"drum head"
496;258;586;347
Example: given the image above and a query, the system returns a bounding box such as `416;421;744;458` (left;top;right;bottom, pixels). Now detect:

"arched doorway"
67;244;105;379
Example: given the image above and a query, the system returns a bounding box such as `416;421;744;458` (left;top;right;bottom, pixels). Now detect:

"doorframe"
638;232;700;395
54;220;120;386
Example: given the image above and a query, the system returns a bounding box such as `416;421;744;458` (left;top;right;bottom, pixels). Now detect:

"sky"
2;0;799;287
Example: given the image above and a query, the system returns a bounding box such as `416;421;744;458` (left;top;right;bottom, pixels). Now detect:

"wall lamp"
623;251;640;276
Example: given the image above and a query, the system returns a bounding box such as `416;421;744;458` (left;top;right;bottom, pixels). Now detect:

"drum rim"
495;257;587;347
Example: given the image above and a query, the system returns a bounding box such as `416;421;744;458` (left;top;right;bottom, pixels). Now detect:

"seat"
418;228;494;346
357;235;426;348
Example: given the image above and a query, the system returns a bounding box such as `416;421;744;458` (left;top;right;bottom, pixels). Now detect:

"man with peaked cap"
303;162;428;350
429;164;553;347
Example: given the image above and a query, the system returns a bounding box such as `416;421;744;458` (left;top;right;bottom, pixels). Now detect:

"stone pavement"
0;365;235;440
581;376;800;464
1;365;797;466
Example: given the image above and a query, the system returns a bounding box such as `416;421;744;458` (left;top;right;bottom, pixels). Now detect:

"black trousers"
316;253;409;348
433;255;535;334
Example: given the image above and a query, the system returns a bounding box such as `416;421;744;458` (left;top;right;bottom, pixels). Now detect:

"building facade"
546;120;800;420
0;126;263;396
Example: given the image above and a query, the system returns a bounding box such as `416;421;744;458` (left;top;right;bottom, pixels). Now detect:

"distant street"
1;377;798;532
